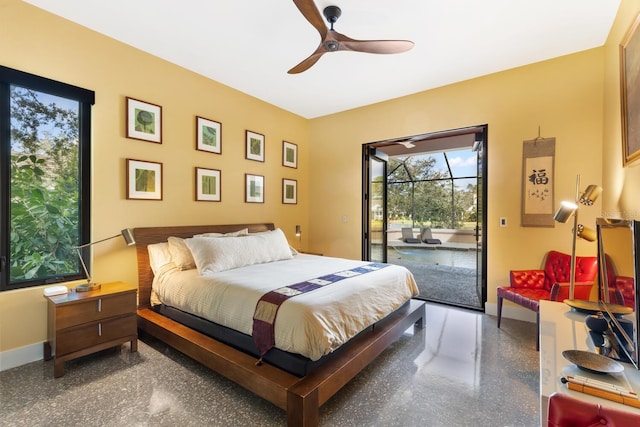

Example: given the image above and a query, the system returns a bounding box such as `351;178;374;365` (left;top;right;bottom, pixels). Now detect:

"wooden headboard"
133;223;275;308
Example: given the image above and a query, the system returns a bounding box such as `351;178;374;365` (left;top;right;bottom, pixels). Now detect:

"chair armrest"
549;281;593;301
509;270;545;288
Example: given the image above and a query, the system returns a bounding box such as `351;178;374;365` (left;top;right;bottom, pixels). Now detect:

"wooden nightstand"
43;281;138;378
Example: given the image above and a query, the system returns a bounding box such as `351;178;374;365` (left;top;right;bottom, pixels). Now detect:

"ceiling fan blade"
339;39;415;54
292;0;327;38
287;50;325;74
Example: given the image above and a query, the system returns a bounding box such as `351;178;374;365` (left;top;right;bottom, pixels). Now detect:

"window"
0;66;94;290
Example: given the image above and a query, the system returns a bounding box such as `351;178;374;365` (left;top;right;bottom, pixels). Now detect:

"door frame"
362;125;488;311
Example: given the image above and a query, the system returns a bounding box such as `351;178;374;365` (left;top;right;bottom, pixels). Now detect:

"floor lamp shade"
74;228;136;292
579;185;602;205
553;201;577;223
553;175;602;300
577;225;597;242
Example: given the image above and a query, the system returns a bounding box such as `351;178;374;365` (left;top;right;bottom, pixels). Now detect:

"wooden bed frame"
134;223;426;426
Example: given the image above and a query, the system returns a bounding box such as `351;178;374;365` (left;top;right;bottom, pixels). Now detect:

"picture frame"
126;159;162;200
246;130;265;162
196;116;222;154
245;174;264;203
195;167;221;202
282;178;297;204
621;13;640;166
126;97;162;143
282;141;298;168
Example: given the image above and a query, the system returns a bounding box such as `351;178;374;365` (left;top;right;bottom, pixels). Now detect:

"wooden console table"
539;300;640;423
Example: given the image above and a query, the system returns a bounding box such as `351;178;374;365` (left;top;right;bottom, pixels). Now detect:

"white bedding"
151;253;418;360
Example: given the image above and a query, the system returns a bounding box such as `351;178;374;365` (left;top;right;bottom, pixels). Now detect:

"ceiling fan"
288;0;415;74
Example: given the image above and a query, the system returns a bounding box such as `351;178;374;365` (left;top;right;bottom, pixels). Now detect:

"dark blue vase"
585;312;609;333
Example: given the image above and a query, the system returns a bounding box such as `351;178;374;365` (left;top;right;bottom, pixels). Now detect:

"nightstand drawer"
56;292;136;329
56;313;137;356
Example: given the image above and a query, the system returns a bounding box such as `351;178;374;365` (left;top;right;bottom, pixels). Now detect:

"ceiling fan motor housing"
323;6;342;24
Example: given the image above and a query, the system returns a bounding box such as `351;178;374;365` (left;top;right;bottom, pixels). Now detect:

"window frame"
0;65;94;291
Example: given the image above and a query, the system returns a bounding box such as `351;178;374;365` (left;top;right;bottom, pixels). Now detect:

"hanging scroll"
521;137;556;227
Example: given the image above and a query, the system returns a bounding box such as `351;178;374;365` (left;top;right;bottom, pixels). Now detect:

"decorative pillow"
167;229;251;270
167;237;196;270
248;229;298;255
185;228;293;274
147;242;173;275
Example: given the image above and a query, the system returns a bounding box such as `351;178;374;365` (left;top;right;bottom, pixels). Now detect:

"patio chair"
401;228;421;243
420;228;442;244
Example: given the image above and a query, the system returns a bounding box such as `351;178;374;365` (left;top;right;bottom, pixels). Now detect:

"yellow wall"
0;0;308;353
308;49;605;307
1;0;639;357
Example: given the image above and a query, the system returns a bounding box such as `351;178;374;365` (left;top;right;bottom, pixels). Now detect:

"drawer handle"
98;323;102;336
97;298;102;312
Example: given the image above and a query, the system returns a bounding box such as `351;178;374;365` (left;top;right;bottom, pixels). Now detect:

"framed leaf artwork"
126;97;162;143
196;116;221;154
195;167;221;202
126;159;162;200
246;130;265;162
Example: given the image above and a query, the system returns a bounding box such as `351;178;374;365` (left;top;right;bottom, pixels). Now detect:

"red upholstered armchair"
497;250;598;350
603;254;636;309
547;392;640;426
612;276;635;309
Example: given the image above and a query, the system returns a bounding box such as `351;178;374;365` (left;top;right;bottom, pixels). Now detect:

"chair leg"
497;295;503;328
536;311;540;351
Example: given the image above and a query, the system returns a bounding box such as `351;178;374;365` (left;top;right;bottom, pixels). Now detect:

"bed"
135;223;426;426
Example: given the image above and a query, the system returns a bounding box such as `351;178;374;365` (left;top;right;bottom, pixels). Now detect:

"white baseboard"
485;302;537;324
0;342;43;372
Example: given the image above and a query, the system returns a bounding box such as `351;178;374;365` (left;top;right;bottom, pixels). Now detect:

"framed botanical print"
246;130;265;162
195;167;221;202
245;174;264;203
283;141;297;168
196;116;222;154
126;159;162;200
126;97;162;143
282;178;297;204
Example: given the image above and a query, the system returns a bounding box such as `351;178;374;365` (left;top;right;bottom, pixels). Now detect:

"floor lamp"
74;228;136;292
553;175;601;300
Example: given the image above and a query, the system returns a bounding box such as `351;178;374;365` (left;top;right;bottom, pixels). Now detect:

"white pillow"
167;228;251;270
185;228;293;274
167;237;196;270
194;228;249;238
148;242;173;275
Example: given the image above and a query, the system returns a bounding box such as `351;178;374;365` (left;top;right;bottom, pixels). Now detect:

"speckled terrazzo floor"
0;303;539;426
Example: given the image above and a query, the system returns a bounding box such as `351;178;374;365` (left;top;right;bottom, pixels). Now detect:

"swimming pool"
387;247;477;269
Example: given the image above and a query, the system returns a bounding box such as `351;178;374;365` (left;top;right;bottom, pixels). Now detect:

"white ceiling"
24;0;620;119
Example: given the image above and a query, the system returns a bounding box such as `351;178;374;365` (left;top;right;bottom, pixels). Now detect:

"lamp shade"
579;185;602;206
121;228;136;246
577;224;597;242
553;201;578;223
